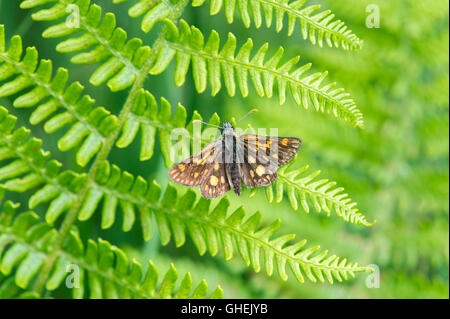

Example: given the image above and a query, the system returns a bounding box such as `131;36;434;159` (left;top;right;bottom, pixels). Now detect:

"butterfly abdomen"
229;162;241;196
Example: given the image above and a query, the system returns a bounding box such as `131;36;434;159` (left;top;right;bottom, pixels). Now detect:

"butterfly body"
222;122;242;196
169;120;301;199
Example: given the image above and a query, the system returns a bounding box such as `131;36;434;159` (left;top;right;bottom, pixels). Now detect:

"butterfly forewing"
168;140;222;186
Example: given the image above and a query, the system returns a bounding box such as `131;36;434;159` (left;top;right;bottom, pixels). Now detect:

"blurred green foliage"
0;0;448;298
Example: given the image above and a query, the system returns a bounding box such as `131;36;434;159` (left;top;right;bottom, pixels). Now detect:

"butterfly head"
221;122;235;135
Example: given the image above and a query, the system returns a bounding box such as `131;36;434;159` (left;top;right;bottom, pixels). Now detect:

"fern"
0;200;223;298
115;0;363;51
19;0;155;91
80;162;372;284
152;19;364;128
0;0;377;299
21;1;364;127
0;26;118;167
250;157;376;226
1;103;372;229
0;107;372;284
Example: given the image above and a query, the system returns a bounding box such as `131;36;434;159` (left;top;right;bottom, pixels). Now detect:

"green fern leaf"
0;105;88;225
0;200;223;298
115;0;363;50
191;0;363;50
19;0;153;91
0;26;118;167
250;156;376;226
72;160;372;284
151;19;364;128
113;0;175;33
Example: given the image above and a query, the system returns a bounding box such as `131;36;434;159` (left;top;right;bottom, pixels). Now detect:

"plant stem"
32;0;189;295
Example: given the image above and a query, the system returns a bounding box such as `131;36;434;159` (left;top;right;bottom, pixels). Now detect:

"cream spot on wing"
214;163;220;171
248;155;255;163
250;170;255;177
194;172;199;178
272;153;278;159
256;165;265;176
221;176;225;183
210;175;219;186
178;164;186;171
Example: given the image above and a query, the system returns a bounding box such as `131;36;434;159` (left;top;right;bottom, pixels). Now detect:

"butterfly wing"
200;156;231;198
239;135;301;187
168;140;223;186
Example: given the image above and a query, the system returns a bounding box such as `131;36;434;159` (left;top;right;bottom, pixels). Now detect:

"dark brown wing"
242;135;301;167
239;135;301;187
200;158;231;198
168;140;222;186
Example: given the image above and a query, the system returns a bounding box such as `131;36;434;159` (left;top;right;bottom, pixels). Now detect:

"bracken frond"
0;113;369;283
249;156;376;227
0;200;223;298
0;26;118;167
0;105;372;285
19;0;153;92
192;0;363;50
151;19;364;128
114;0;363;50
0;105;87;225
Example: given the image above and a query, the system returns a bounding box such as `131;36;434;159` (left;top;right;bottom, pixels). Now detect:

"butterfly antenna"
234;109;258;126
192;120;222;129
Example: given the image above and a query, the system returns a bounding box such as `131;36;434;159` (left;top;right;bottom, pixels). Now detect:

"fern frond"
250;156;376;226
0;106;88;225
0;200;223;298
76;161;372;284
152;19;364;128
191;0;363;50
114;0;362;50
19;0;153;92
0;26;118;167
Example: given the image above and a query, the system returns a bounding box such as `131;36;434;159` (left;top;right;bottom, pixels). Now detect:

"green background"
0;0;448;298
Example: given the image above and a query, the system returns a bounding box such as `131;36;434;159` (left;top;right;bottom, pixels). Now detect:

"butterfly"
168;110;302;198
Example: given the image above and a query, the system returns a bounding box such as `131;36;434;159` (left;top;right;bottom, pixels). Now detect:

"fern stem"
32;0;190;294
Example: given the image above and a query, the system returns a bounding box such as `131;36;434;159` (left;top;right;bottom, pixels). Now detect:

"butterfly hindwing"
239;161;278;187
242;135;301;167
168;140;222;186
200;160;231;198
